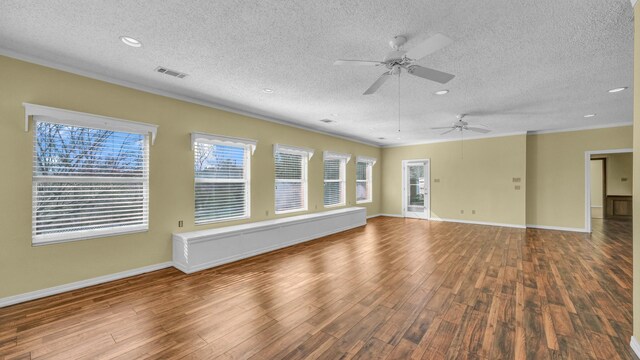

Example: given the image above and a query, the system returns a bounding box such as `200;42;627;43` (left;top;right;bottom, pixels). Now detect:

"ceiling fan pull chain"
461;130;464;160
397;73;400;132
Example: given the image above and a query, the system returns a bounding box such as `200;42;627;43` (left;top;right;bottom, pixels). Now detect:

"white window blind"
356;156;376;203
323;151;349;207
274;144;312;214
193;133;254;224
33;121;150;245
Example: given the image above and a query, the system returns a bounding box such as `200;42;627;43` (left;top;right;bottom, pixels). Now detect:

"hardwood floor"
0;217;633;359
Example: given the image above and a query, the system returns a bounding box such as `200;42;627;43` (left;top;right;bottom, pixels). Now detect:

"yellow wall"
0;55;381;298
605;153;633;195
381;135;527;226
633;3;640;340
525;126;632;230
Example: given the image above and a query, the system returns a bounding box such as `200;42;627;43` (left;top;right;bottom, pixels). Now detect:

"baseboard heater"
172;207;367;274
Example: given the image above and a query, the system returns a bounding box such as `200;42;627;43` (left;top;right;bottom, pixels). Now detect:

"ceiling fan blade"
466;127;491;133
441;128;456;135
334;60;384;66
405;33;453;60
363;72;391;95
407;65;455;84
430;126;454;130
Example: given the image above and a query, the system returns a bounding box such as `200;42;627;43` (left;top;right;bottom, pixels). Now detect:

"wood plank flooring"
0;217;634;359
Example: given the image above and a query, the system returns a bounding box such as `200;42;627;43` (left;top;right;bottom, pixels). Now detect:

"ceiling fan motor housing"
389;35;407;50
383;50;407;64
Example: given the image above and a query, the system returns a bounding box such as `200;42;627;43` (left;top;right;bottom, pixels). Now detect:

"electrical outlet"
622;177;628;182
315;204;317;209
512;177;521;183
266;210;269;216
460;210;464;214
472;210;476;215
434;178;440;183
515;185;521;190
178;220;183;228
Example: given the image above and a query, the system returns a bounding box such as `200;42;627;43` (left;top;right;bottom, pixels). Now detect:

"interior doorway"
585;149;633;232
402;159;430;219
589;158;606;219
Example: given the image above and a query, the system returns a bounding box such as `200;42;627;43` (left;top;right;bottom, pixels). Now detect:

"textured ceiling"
0;0;634;146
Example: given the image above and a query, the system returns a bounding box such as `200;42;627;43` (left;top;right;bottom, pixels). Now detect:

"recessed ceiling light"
608;87;627;93
262;88;274;93
120;36;142;48
434;90;449;95
330;113;338;117
583;114;596;118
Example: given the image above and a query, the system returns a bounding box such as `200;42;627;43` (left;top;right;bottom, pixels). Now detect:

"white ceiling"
0;0;634;146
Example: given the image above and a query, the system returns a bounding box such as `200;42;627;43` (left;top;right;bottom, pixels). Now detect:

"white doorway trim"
402;159;430;219
584;148;632;232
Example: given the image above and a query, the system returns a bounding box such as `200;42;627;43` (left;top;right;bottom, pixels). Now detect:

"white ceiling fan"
431;114;491;135
334;34;456;95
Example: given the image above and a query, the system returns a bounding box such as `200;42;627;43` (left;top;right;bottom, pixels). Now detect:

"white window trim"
274;144;312;214
273;144;314;159
356;164;373;204
323;150;351;163
356;156;377;166
32;115;152;245
324;155;347;208
192;132;255;225
191;132;257;154
24;103;158;145
356;156;376;204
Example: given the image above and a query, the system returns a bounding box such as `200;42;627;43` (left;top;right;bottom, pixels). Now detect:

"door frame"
402;159;430;219
584;148;632;232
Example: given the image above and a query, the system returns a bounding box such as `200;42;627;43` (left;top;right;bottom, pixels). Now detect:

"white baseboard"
378;213;404;218
630;336;640;358
526;224;589;233
0;261;173;308
366;213;382;219
374;214;526;229
431;217;526;229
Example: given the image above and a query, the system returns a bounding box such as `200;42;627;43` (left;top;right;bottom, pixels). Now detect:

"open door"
402;159;430;219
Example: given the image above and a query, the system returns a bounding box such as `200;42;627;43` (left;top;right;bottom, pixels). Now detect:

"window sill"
33;225;148;246
324;203;346;209
196;214;250;226
356;200;372;204
275;208;308;215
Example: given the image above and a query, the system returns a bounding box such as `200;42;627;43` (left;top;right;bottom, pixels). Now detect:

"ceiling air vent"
320;119;334;124
155;66;188;79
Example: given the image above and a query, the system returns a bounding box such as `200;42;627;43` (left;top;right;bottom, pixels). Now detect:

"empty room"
0;0;638;359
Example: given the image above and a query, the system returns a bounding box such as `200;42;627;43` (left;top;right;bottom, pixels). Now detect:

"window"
26;103;157;245
324;151;350;207
192;133;256;224
274;144;313;214
356;156;376;203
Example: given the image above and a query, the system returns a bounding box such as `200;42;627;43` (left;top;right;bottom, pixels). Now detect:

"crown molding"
527;122;632;135
382;131;528;148
0;47;381;148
